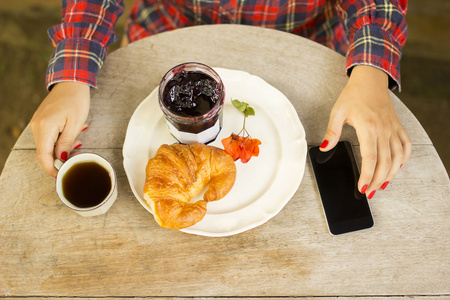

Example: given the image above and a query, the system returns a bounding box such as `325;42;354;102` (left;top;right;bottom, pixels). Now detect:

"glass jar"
158;62;225;144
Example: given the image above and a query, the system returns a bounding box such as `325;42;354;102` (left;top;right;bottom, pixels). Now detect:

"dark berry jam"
158;63;225;144
162;71;220;117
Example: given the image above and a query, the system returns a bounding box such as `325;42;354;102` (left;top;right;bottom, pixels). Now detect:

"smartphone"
309;141;374;235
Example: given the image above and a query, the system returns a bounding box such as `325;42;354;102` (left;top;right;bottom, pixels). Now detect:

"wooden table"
1;25;449;298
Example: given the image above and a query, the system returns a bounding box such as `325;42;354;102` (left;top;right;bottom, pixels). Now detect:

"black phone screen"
309;141;374;235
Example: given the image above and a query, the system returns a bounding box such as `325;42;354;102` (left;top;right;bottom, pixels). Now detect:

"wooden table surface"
1;25;449;298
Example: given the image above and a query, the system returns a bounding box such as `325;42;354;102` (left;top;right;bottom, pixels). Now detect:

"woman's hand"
31;82;90;177
320;65;412;199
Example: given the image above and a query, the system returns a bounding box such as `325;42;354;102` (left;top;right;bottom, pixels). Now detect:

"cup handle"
54;159;64;171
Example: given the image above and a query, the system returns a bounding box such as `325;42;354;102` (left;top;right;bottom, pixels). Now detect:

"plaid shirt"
46;0;407;91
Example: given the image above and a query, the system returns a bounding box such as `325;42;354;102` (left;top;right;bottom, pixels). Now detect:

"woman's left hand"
319;65;412;199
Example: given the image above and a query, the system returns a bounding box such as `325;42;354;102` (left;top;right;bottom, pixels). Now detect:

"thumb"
54;122;83;161
320;110;345;152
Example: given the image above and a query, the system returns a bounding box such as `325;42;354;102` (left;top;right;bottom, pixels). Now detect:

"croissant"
143;143;236;229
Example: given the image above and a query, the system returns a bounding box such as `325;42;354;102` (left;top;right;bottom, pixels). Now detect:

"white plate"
123;68;307;237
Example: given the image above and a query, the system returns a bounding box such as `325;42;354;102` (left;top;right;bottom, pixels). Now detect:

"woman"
31;0;412;199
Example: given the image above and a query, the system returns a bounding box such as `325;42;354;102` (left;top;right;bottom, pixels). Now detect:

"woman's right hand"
31;82;90;177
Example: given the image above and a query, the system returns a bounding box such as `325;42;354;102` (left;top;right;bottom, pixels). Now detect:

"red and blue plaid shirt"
46;0;408;91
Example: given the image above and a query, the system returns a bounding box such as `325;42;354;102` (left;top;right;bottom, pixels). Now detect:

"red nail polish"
320;140;329;149
361;184;368;194
74;143;82;150
368;190;376;199
400;164;403;168
61;151;68;161
381;181;389;190
81;126;88;132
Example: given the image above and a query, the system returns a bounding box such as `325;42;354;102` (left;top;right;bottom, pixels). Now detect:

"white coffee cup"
54;153;118;217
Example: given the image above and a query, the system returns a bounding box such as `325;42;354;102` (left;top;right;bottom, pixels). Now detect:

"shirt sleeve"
336;0;408;90
46;0;124;90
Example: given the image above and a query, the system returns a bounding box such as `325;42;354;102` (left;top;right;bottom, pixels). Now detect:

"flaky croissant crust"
144;143;236;229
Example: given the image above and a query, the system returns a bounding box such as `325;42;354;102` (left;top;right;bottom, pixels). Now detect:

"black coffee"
62;161;111;208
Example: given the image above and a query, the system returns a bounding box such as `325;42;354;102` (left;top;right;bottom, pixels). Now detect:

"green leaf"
245;107;255;116
231;99;247;112
232;98;255;118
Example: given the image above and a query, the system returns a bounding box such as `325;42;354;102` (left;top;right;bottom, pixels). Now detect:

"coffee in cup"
54;153;118;217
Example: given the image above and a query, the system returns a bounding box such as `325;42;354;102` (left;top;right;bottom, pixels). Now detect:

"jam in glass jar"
158;62;225;144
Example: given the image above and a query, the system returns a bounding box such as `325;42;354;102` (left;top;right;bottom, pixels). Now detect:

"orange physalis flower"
240;137;261;163
222;135;261;163
221;134;242;161
221;99;261;163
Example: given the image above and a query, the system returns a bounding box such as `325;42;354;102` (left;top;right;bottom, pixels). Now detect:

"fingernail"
361;184;368;194
74;143;82;150
368;190;376;200
61;151;68;161
381;181;389;190
320;140;329;148
400;164;403;168
82;125;89;132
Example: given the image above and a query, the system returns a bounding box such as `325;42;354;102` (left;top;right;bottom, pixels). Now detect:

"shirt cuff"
345;24;403;91
46;38;107;91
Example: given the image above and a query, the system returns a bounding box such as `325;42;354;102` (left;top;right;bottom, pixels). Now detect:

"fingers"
327;65;413;199
381;135;404;185
357;131;377;196
358;125;412;199
32;122;62;178
31;82;90;177
377;127;412;187
398;126;412;165
32;121;86;177
320;107;411;199
54;122;85;163
360;132;391;199
320;104;346;152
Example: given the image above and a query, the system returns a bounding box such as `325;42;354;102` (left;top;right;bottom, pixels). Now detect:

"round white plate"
123;68;307;236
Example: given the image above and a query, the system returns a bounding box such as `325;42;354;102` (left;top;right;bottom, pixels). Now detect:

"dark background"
1;0;449;175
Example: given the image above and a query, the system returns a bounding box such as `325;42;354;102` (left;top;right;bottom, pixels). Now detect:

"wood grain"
1;25;448;298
